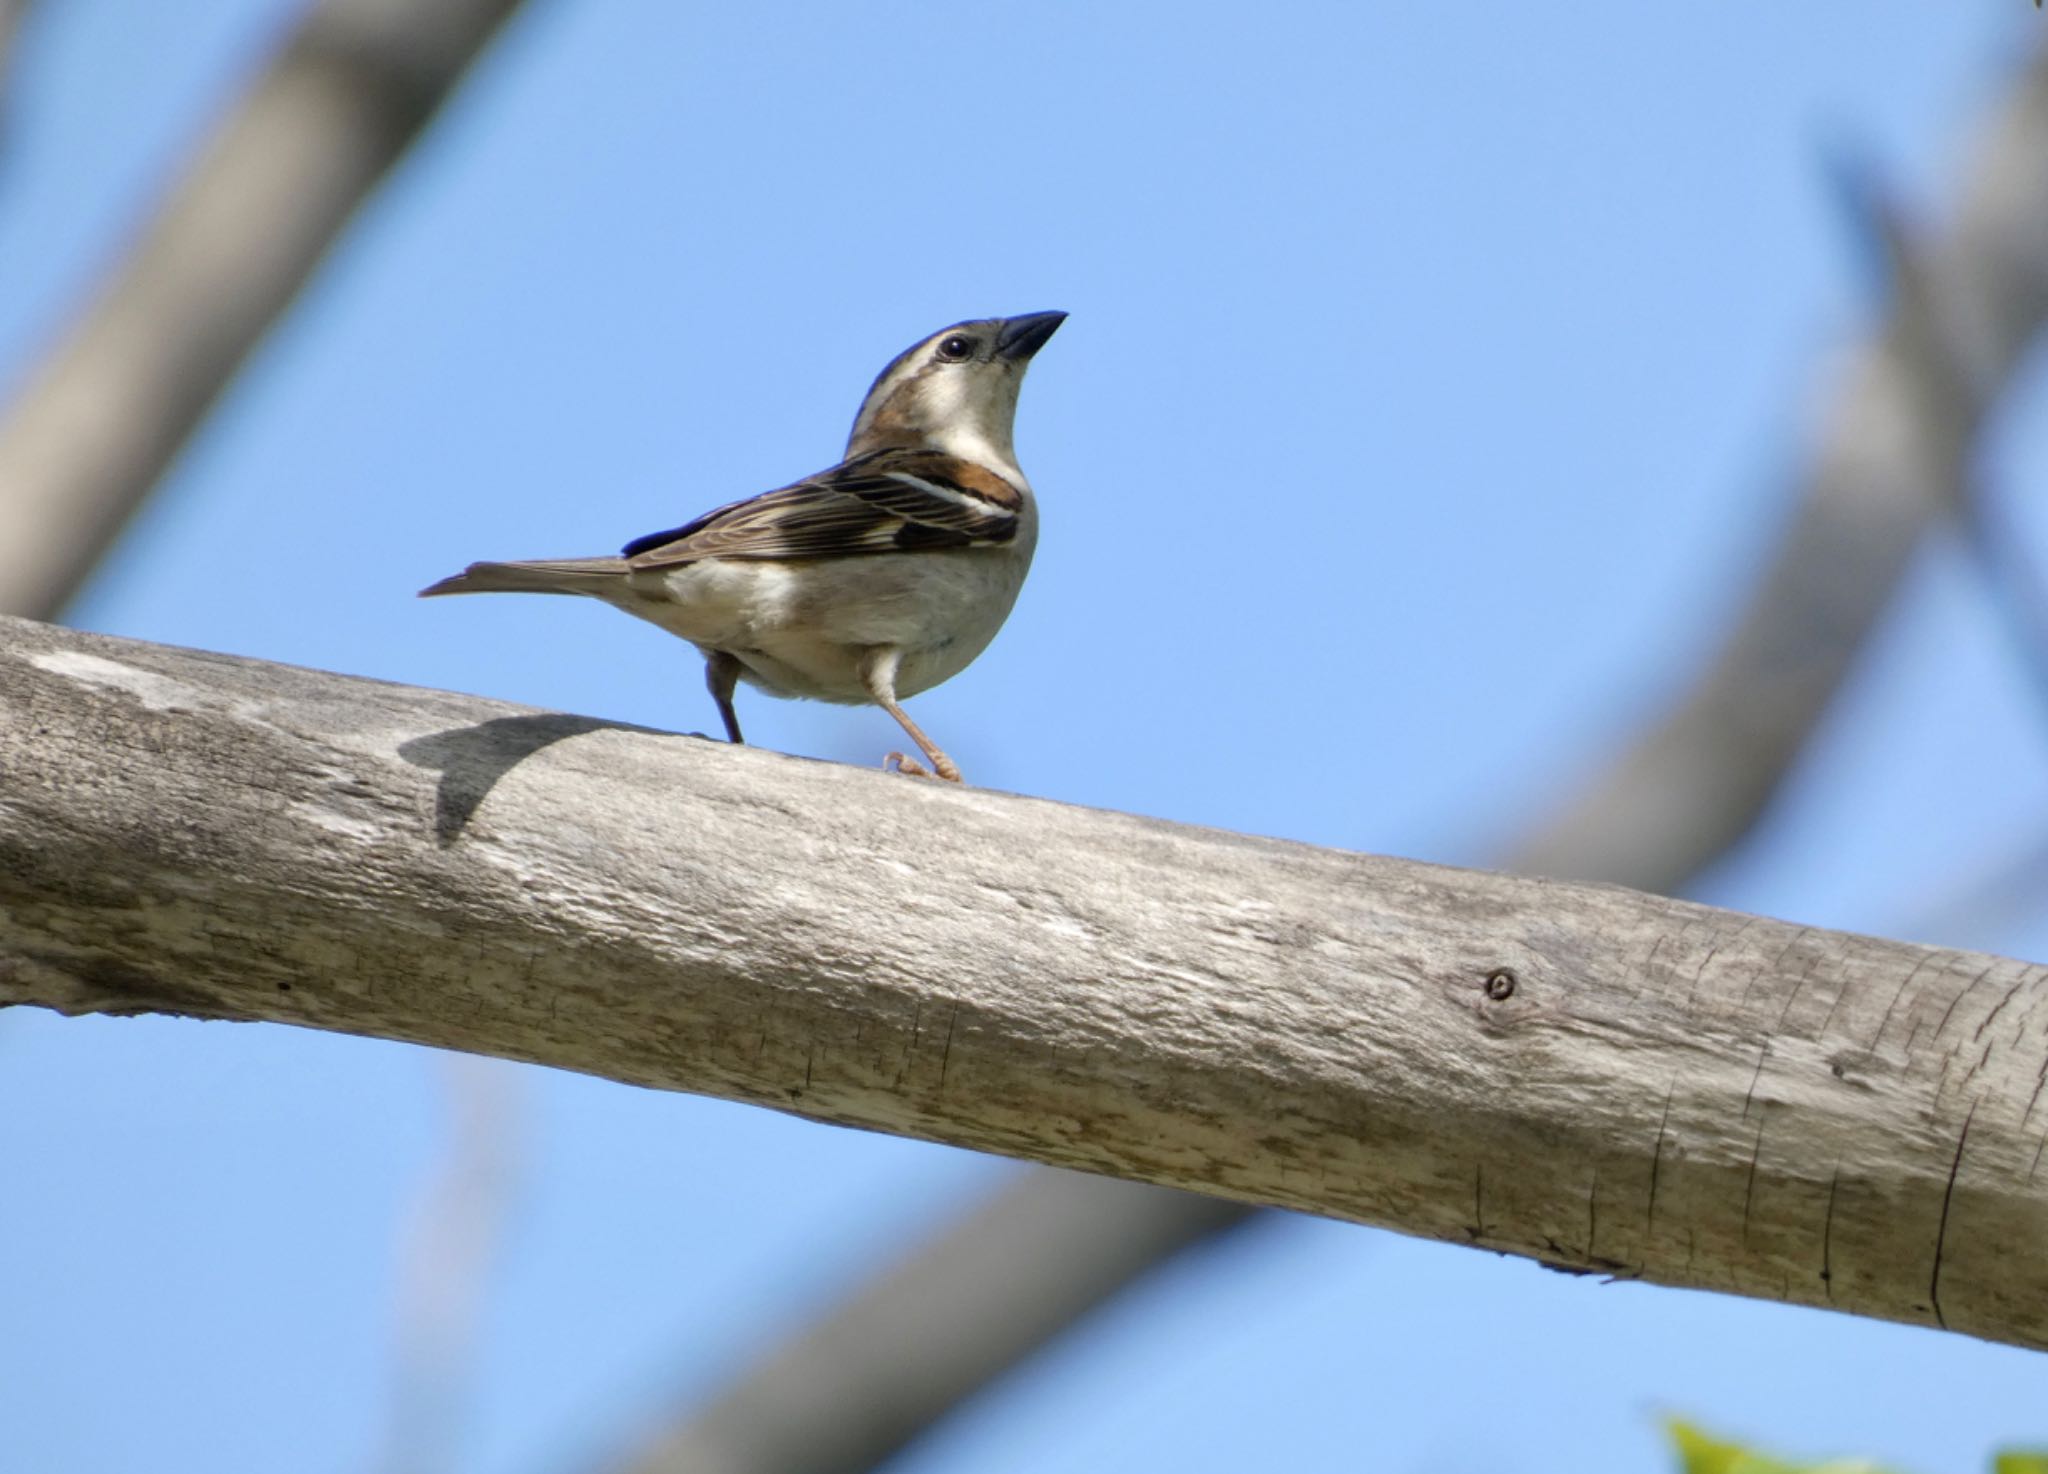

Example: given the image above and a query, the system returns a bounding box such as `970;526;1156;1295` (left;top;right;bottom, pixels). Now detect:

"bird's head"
846;312;1066;479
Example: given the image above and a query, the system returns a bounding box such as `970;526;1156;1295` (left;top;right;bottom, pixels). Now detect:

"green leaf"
1993;1454;2048;1474
1667;1419;1799;1474
1665;1419;1901;1474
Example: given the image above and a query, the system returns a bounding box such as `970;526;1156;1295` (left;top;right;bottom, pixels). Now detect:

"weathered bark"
3;615;2045;1351
0;0;527;619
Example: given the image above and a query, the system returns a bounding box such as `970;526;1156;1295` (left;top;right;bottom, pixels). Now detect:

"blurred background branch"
0;0;526;621
0;7;528;1464
1956;477;2048;721
1851;145;2048;731
0;2;31;102
1509;44;2048;893
379;1057;525;1474
608;1173;1255;1474
589;41;2048;1474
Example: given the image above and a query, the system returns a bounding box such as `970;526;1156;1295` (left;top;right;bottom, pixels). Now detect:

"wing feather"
622;450;1021;569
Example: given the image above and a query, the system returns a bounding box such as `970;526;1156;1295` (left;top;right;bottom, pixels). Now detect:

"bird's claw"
883;751;963;783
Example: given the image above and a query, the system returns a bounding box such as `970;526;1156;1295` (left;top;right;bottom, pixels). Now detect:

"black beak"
994;311;1067;361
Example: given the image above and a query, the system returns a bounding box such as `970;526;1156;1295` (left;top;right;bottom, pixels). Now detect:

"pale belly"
612;541;1033;703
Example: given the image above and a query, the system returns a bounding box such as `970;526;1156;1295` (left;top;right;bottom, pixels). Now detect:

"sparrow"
420;310;1065;784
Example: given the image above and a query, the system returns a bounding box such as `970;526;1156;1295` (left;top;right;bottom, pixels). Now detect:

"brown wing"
622;449;1023;570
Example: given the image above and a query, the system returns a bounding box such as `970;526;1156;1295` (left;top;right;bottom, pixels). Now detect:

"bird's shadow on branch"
398;713;676;845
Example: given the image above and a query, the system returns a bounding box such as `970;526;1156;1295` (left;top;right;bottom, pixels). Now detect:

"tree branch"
0;0;527;620
4;615;2045;1351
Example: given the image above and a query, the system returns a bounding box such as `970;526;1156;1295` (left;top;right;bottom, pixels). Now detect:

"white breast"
614;499;1037;704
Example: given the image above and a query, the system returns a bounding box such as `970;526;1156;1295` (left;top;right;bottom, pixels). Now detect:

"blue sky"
4;3;2047;1471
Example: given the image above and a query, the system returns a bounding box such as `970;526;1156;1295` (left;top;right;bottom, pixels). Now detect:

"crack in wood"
1646;1083;1675;1235
938;1003;959;1091
1973;969;2029;1043
1775;952;1823;1031
1929;1102;1978;1332
1740;1111;1768;1248
1931;956;1990;1041
1742;1041;1771;1118
1873;954;1936;1053
1821;1163;1840;1301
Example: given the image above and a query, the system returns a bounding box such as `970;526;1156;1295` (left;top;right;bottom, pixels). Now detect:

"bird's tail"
418;557;631;599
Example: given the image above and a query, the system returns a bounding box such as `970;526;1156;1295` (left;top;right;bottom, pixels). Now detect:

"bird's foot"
883;751;963;783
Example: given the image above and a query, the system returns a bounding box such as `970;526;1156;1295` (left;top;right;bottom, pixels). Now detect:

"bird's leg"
704;651;745;745
858;647;962;783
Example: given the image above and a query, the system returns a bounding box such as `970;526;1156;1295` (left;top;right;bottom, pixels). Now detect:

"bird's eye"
936;335;975;361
